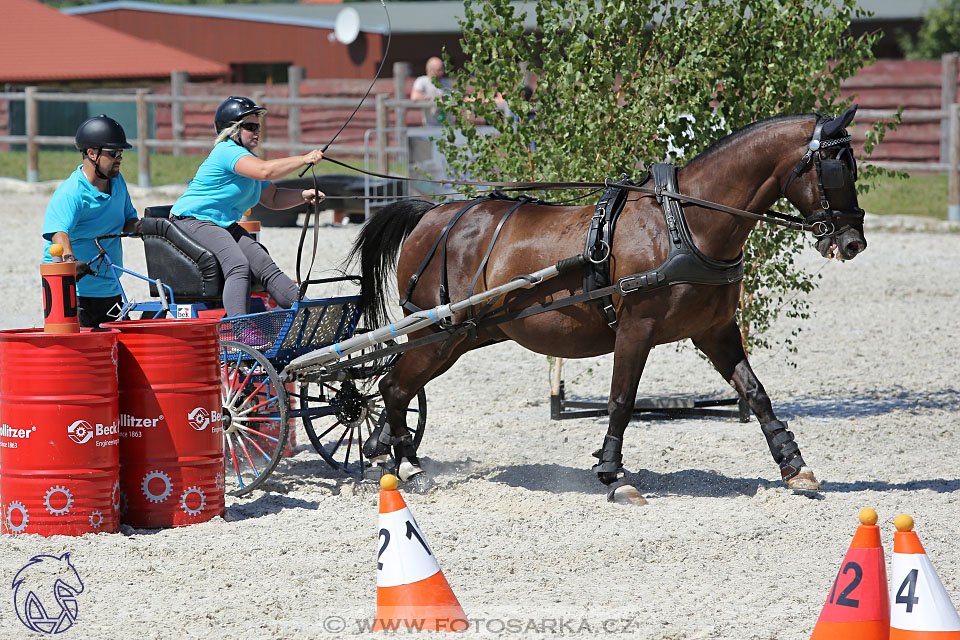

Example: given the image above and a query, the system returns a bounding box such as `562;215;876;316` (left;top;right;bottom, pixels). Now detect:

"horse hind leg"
364;333;476;486
692;321;820;491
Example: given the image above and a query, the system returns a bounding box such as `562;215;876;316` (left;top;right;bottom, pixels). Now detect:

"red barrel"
104;319;224;528
0;329;120;536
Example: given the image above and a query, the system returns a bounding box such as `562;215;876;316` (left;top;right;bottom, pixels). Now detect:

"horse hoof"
405;472;432;494
785;468;821;492
398;458;423;483
607;483;647;506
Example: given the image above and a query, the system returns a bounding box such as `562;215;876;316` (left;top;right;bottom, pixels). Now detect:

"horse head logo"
12;553;84;634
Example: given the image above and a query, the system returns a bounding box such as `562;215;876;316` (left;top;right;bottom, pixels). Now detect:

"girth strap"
583;183;630;329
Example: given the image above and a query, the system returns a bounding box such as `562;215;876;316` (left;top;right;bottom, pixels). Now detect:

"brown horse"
348;107;866;493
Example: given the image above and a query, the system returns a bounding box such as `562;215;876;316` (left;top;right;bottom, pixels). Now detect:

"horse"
348;106;866;495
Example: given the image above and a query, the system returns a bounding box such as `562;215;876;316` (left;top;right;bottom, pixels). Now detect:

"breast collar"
615;163;744;297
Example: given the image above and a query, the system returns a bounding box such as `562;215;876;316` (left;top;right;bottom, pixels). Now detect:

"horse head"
780;104;866;261
12;553;84;633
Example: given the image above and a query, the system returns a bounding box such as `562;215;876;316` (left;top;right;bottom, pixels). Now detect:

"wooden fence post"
940;53;958;166
136;89;151;188
25;86;38;183
171;70;188;156
254;91;266;160
950;103;959;222
288;65;304;156
376;92;388;173
393;61;411;128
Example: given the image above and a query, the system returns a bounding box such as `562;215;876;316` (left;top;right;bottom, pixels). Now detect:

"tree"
435;0;897;356
899;0;960;60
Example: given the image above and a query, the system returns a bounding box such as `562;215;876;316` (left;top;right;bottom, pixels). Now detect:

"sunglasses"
240;122;261;132
101;148;123;159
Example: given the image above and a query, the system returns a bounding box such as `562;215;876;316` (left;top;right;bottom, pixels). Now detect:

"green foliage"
437;0;896;355
899;0;960;59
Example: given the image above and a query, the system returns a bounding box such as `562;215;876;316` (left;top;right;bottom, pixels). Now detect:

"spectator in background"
410;57;452;125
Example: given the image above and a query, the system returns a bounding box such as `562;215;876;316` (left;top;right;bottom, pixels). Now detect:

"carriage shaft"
285;262;566;373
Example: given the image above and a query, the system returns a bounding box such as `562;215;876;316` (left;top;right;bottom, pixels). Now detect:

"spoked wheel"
220;340;289;496
299;375;426;477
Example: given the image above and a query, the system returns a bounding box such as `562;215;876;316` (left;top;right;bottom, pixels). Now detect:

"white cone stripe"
891;553;960;631
377;507;441;588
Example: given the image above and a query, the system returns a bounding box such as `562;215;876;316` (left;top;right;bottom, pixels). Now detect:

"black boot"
760;420;806;480
591;434;624;485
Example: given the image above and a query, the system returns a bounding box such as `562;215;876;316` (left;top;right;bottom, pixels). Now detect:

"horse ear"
822;103;858;137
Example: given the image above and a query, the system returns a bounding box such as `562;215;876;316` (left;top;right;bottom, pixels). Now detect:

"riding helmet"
75;115;133;151
214;96;267;133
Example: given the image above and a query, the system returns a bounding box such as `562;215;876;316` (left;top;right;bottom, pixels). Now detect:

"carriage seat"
141;206;223;302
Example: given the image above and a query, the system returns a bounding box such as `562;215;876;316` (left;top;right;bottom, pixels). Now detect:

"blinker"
820;158;845;189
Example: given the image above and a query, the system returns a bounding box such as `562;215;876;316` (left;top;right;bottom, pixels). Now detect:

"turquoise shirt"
42;166;137;297
171;141;271;227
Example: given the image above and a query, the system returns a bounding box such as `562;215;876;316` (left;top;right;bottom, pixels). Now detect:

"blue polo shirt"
42;166;137;297
171;141;271;227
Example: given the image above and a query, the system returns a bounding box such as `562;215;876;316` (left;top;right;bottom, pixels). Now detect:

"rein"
319;155;817;232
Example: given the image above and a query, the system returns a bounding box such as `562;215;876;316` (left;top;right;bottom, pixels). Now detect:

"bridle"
780;114;864;238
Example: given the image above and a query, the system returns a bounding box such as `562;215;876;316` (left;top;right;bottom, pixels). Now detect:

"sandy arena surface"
1;179;959;639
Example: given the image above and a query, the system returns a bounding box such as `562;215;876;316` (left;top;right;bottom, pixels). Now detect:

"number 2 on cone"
376;520;431;570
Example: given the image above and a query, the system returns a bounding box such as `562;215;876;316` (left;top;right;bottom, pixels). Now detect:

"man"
42;115;140;327
410;56;452;126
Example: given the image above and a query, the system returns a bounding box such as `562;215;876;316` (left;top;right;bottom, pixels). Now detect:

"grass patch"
859;172;948;220
0;150;378;186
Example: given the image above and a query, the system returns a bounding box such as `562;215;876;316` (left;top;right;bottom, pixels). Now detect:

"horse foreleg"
593;322;654;486
692;321;820;491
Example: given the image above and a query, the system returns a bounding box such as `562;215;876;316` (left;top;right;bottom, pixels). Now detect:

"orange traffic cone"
810;508;890;640
373;474;468;632
890;514;960;639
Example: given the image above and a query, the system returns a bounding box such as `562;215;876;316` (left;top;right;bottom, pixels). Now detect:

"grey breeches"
172;217;298;316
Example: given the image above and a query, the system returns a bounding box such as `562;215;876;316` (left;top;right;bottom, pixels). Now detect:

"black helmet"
75;114;132;151
214;96;267;133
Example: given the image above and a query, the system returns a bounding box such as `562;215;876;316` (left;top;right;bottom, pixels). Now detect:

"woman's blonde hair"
214;120;243;145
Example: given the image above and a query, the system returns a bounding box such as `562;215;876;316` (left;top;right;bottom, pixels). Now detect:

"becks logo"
187;407;221;431
66;420;119;444
66;420;93;445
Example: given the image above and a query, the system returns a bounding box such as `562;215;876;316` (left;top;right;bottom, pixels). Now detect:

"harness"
401;164;743;330
780;113;863;237
583;182;631;327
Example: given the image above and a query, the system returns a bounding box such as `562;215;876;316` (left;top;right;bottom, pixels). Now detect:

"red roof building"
1;0;228;84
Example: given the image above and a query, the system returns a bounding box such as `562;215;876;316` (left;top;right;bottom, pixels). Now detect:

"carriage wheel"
299;376;426;477
220;340;289;496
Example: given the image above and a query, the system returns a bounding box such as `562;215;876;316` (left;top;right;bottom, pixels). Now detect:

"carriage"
95;205;426;497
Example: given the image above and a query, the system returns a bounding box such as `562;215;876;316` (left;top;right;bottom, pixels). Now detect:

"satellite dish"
333;7;360;45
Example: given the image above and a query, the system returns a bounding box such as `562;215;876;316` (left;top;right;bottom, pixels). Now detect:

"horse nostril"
845;241;861;255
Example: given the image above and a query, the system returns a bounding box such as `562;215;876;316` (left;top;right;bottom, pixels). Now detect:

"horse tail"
345;199;435;330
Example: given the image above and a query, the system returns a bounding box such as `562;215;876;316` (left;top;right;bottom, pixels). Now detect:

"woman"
170;96;324;327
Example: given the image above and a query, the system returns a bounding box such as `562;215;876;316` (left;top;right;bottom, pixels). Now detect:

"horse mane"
687;113;815;167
